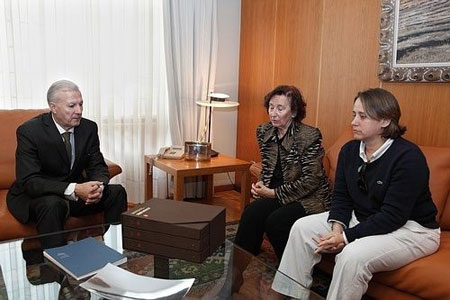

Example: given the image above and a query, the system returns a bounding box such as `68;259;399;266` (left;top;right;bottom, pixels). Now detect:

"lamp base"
211;149;219;157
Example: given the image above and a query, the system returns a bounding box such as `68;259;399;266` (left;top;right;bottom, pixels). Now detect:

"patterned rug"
121;222;240;285
122;221;332;299
16;222;332;299
122;221;382;300
171;222;241;281
0;266;7;300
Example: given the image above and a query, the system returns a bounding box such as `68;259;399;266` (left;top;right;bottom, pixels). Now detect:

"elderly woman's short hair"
264;85;307;123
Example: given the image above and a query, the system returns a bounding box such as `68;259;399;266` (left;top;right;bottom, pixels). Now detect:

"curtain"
0;241;60;299
0;1;169;298
163;0;218;145
0;226;120;300
163;0;218;197
0;0;221;297
0;0;171;203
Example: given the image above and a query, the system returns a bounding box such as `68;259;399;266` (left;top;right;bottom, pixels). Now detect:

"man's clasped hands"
75;181;104;205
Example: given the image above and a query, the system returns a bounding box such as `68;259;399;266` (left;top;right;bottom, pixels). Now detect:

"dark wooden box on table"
121;198;226;263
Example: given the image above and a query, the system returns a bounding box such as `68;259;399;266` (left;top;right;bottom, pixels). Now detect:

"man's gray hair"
47;80;81;104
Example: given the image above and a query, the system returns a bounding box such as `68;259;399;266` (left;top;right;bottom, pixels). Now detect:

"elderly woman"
271;88;440;300
234;85;330;263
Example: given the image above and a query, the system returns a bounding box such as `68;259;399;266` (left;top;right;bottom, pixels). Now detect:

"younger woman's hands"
313;222;345;254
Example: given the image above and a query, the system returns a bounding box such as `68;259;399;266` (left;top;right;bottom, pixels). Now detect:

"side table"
145;154;252;211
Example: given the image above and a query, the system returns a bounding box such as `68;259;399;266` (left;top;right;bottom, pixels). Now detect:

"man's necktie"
62;132;72;162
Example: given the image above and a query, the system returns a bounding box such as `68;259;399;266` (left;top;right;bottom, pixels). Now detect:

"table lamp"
196;92;239;157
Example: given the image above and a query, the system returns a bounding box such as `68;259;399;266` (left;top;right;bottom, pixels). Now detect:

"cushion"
0;109;50;189
419;146;450;228
371;231;450;300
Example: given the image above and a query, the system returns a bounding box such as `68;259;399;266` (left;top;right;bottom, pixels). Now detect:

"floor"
149;190;331;299
188;189;242;223
128;189;243;223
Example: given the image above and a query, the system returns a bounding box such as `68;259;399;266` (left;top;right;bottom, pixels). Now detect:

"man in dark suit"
7;80;127;248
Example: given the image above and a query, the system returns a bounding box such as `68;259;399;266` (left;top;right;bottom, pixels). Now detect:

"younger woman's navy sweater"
328;138;439;243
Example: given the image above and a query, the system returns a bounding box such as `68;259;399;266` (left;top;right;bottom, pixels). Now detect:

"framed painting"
379;0;450;82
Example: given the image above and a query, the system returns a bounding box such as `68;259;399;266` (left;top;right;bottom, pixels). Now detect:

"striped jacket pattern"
257;121;331;213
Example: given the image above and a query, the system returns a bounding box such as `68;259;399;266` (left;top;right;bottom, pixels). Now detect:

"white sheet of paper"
80;263;195;299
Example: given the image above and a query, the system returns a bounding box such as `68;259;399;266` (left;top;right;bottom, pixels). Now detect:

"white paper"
80;263;194;300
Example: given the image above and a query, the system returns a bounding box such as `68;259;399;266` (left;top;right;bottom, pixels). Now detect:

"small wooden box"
121;198;226;263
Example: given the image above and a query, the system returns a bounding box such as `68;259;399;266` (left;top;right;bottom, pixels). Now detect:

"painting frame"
378;0;450;82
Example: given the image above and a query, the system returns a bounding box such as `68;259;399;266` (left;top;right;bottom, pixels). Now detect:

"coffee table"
0;224;323;299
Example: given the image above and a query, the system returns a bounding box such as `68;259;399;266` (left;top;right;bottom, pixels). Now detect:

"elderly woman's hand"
251;181;276;199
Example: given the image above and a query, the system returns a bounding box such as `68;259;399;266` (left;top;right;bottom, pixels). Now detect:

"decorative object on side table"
184;141;212;161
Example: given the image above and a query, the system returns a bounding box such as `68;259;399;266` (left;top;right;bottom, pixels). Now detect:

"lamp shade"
195;92;239;151
196;100;239;108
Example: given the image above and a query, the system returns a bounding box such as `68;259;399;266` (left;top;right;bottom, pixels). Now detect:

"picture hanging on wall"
378;0;450;82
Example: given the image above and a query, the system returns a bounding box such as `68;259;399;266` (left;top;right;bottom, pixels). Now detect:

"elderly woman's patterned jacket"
257;121;331;213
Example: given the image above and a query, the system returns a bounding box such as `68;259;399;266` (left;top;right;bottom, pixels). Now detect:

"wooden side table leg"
205;174;214;202
173;174;184;201
145;162;153;201
240;170;251;212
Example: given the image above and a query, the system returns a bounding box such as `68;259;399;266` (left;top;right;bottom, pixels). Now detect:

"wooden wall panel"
317;0;381;149
273;0;323;126
382;83;450;147
237;0;277;163
237;0;450;165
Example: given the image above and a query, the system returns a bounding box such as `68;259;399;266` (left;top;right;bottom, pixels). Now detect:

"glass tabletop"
0;224;323;300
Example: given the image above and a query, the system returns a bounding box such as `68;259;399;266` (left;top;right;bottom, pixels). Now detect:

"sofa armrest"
250;162;262;180
105;158;122;179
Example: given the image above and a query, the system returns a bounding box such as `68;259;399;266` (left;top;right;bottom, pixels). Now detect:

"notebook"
43;236;127;280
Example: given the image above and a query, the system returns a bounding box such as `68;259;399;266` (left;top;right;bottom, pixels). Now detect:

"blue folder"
44;236;127;280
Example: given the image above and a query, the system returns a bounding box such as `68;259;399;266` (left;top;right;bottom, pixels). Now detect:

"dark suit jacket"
7;112;110;223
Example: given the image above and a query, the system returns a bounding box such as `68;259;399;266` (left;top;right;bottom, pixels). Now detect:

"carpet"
122;221;332;299
18;222;332;299
119;223;372;299
222;223;331;299
170;222;239;285
122;222;240;285
0;266;7;300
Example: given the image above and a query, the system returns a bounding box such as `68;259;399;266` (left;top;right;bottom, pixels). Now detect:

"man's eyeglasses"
357;162;368;193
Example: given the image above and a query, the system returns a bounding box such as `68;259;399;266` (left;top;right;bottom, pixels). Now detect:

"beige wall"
213;0;241;186
237;0;450;165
